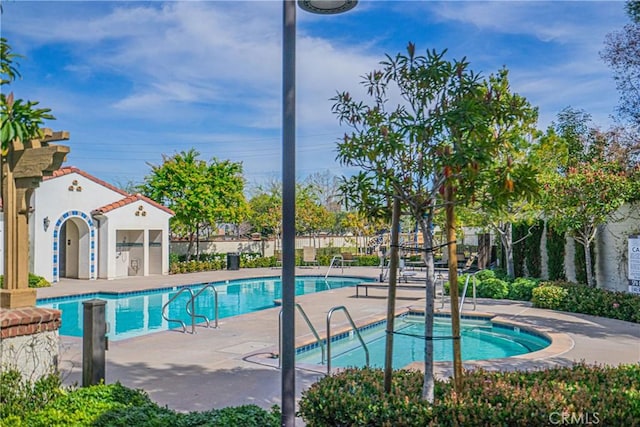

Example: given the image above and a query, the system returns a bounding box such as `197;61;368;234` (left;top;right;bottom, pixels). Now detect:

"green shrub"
299;364;640;427
507;277;540;301
0;273;50;288
356;254;383;266
531;284;568;309
475;277;509;299
9;379;281;427
444;273;471;296
21;382;152;426
298;367;433;426
474;269;495;282
0;370;62;420
550;281;640;323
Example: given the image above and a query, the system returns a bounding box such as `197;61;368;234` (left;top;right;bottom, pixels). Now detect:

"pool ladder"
278;304;370;374
324;255;344;279
161;284;219;334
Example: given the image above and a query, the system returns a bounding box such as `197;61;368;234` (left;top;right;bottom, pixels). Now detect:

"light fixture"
281;2;357;426
297;0;357;14
43;216;50;231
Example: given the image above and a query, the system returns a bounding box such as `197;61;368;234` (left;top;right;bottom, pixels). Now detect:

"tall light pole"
281;1;357;426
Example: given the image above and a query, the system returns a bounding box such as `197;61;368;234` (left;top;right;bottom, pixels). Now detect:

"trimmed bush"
0;273;51;288
552;281;640;323
507;277;540;301
299;364;640;427
475;277;509;299
474;269;495;282
298;367;432;427
5;376;281;427
531;284;568;310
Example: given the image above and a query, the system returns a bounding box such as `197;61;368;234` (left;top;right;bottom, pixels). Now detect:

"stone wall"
0;307;61;381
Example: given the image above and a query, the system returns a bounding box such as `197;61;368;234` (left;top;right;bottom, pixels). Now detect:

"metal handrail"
324;255;344;279
161;287;196;334
326;306;369;374
278;303;325;368
459;270;480;313
187;283;219;329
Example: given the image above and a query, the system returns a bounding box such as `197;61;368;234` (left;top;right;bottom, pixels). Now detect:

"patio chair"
273;251;282;268
341;252;356;267
303;246;319;268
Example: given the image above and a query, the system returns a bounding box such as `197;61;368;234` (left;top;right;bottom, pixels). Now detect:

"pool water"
296;315;550;368
37;276;367;341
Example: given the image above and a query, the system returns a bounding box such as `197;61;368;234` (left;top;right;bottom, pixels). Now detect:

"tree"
543;109;638;287
333;44;538;401
601;1;640;127
458;74;541;278
141;149;248;259
544;163;634;286
296;185;333;245
1;38;54;153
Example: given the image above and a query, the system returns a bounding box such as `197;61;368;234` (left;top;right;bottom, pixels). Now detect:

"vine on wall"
546;224;566;281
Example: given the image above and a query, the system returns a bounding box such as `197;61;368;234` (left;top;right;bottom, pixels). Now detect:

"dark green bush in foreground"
1;371;280;427
299;364;640;427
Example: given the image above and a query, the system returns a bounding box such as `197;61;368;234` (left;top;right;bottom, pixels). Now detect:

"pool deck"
39;268;640;418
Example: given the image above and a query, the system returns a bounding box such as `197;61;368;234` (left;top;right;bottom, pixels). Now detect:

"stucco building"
0;167;173;282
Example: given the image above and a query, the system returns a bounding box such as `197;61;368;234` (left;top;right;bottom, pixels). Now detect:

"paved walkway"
40;268;640;417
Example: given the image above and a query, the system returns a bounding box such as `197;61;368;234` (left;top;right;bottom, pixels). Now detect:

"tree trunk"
384;197;401;393
418;217;436;403
496;223;515;278
584;242;595;287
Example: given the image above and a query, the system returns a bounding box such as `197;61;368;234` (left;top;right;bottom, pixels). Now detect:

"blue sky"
1;1;629;191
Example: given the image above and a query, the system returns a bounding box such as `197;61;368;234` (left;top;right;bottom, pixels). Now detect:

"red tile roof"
45;166;130;197
1;166;173;216
92;193;174;216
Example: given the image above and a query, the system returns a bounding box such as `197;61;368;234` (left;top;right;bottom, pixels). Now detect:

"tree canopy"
333;43;539;401
1;38;54;152
601;1;640;127
141;149;248;258
542;108;639;286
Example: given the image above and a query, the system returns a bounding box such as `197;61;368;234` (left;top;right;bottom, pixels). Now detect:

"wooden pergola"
1;129;69;308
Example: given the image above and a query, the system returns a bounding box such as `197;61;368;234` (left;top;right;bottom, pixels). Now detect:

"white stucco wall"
29;171;125;282
101;199;172;279
595;202;640;292
0;168;172;282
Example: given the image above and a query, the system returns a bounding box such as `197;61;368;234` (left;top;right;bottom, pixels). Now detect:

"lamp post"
281;1;357;426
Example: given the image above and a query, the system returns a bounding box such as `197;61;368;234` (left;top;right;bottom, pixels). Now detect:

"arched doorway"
52;211;96;282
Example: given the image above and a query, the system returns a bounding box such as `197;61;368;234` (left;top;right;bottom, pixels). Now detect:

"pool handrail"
161;287;196;334
459;270;479;313
278;303;325;368
187;283;219;329
326;305;369;374
324;255;344;279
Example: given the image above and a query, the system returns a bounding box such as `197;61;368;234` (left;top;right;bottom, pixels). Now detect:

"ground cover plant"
298;363;640;426
0;370;280;427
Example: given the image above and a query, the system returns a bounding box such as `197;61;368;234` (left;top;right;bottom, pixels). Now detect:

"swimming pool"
37;276;369;341
295;314;550;369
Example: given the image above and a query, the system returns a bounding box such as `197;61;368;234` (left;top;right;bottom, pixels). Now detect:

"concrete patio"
39;267;640;418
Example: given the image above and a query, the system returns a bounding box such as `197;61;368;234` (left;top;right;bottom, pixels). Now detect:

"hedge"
299;364;640;426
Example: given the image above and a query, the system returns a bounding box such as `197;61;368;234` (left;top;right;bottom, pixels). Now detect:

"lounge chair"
303;246;319;268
